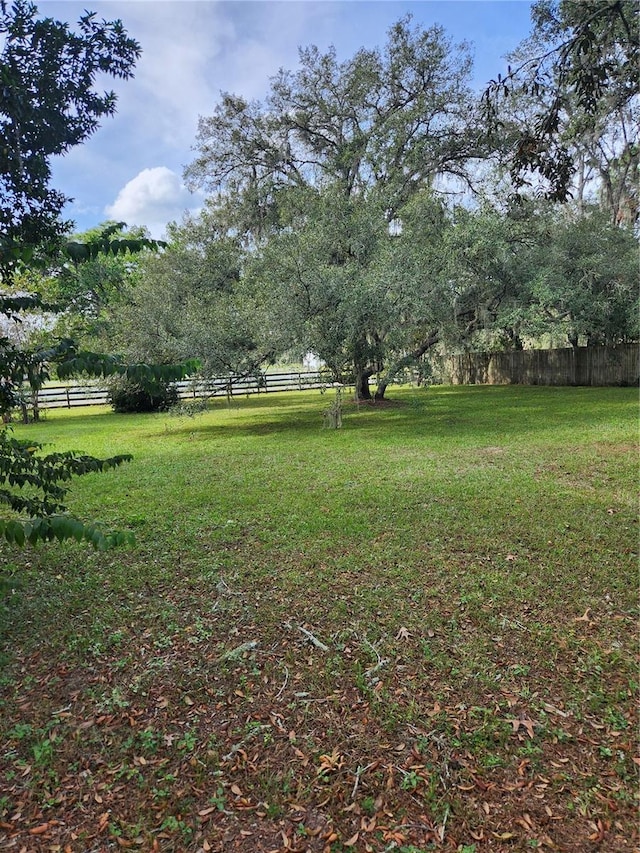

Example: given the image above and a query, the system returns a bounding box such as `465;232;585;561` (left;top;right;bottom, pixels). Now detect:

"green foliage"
44;223;165;342
441;201;639;349
484;0;639;206
0;430;133;548
101;214;282;379
180;17;481;398
107;13;635;404
0;5;196;549
107;375;180;414
63;222;166;266
0;1;140;275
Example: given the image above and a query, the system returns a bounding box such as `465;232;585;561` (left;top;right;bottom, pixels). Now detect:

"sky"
41;0;536;238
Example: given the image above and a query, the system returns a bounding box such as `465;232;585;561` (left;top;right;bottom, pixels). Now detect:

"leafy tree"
184;16;484;398
438;200;639;349
101;213;285;383
484;0;639;208
244;186;392;397
0;0;141;274
187;17;480;217
527;207;639;345
40;222;166;345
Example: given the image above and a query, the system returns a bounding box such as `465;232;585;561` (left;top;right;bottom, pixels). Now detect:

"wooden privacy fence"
36;370;327;410
442;344;639;387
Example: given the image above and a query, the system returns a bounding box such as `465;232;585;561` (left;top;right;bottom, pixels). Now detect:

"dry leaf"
509;717;535;738
396;626;411;641
574;608;592;622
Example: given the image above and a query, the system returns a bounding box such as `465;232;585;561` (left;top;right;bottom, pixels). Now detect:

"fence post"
66;387;71;409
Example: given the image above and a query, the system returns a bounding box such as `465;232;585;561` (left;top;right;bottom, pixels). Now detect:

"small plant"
400;769;420;791
32;738;55;767
361;795;376;816
176;730;198;752
209;785;226;811
137;728;162;754
323;383;343;429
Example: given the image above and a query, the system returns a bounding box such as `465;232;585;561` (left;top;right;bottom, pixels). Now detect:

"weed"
400;769;420;791
137;728;163;754
32;738;55;767
176;730;198;752
209;786;226;811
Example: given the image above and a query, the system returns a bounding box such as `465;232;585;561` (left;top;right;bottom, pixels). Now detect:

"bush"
107;375;180;413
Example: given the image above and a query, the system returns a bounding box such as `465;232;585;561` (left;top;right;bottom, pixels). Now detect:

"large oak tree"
185;17;485;398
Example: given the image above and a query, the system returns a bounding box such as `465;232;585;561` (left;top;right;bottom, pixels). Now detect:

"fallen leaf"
509;717;536;738
396;626;411;641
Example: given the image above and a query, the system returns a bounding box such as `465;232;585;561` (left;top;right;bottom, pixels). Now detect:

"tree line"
42;3;637;400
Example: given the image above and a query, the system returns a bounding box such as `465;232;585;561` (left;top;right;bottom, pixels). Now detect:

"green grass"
0;384;637;852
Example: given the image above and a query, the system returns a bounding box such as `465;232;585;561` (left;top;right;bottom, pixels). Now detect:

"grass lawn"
0;384;637;853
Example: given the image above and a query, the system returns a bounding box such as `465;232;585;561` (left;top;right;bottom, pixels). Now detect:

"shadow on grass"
163;385;638;444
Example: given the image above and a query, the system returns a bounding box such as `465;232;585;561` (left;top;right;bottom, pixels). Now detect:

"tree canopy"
0;0;141;274
484;0;639;209
186;17;481;224
95;10;638;405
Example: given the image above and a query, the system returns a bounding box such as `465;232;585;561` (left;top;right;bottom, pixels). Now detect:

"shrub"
107;375;180;413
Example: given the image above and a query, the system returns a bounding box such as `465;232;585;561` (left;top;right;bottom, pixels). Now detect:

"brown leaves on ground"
0;576;637;853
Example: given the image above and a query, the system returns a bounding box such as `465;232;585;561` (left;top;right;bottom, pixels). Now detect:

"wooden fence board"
35;371;328;410
443;344;639;387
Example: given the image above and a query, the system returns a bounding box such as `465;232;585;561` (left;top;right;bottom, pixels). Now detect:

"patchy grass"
0;384;637;853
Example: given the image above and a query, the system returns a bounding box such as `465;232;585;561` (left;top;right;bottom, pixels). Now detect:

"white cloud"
45;0;535;235
105;166;201;238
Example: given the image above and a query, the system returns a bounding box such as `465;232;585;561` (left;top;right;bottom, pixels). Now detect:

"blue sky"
42;0;536;237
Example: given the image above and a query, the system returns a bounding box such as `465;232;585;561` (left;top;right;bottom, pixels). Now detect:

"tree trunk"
374;380;389;401
374;330;440;401
354;369;373;401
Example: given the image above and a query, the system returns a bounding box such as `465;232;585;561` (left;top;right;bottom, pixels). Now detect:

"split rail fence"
35;370;328;411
